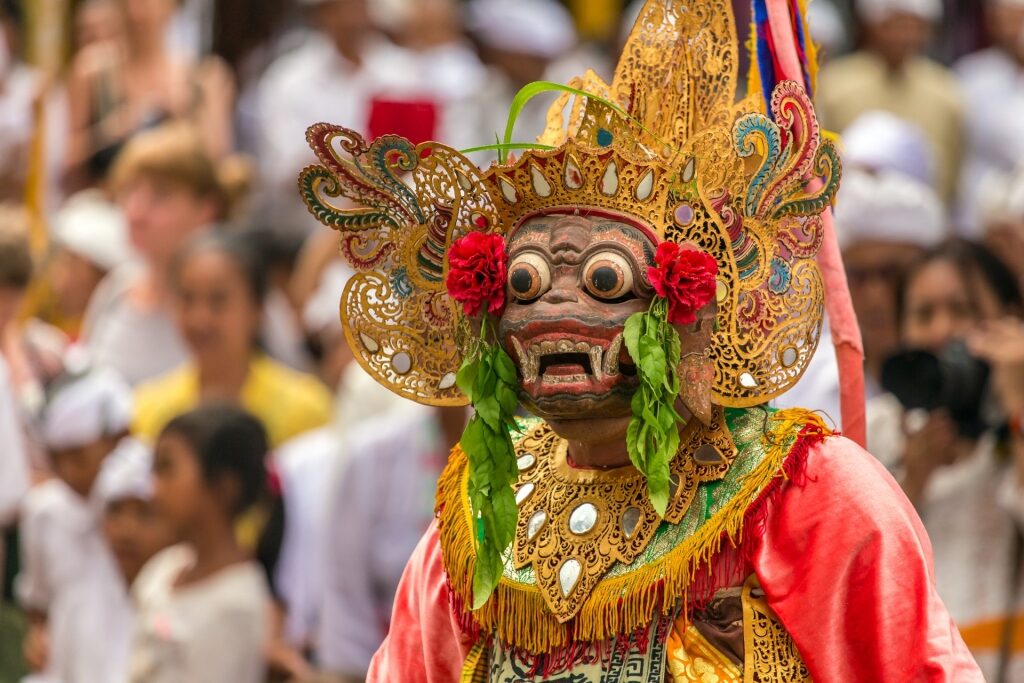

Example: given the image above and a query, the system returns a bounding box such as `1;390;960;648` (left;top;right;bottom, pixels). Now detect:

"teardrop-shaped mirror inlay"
515;482;535;506
359;333;380;353
564;156;584;189
559;559;582;596
569;503;598;535
694;444;726;465
682;157;696;183
438;372;457;390
601;162;619;196
530;165;552;197
740;372;758;389
622;507;642;539
527;510;547;541
499;177;518;203
517;453;537;471
456;170;473;192
635;169;655;201
668;474;680;500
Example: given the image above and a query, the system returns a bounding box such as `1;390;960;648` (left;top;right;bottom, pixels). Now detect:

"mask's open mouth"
510;334;626;391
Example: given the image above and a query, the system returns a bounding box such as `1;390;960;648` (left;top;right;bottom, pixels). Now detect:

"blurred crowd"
0;0;1022;681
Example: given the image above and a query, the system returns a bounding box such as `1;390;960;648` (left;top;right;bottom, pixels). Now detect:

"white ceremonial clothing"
0;354;29;527
316;406;444;675
15;480;104;614
81;266;189;387
128;545;269;683
275;365;417;649
254;35;392;235
954;47;1024;235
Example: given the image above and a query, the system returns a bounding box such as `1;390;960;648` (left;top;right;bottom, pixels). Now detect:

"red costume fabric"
367;435;982;682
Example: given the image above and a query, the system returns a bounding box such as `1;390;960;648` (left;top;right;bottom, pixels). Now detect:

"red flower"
647;242;718;325
446;232;508;317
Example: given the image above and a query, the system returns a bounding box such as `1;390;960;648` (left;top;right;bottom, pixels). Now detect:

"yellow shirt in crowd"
132;355;332;447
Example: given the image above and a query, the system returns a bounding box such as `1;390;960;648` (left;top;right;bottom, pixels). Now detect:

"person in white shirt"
16;367;135;680
128;404;270;683
953;0;1024;235
316;405;466;680
45;438;170;683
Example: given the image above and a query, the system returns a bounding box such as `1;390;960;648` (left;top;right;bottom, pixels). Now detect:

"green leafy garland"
623;298;685;516
455;319;522;608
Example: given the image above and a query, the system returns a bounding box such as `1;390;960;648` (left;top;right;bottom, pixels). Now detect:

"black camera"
881;341;991;439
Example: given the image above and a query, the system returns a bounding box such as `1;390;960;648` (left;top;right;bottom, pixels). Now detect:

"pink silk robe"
366;436;983;682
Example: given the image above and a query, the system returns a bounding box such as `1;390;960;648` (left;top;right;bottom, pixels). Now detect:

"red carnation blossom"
446;232;508;317
647;242;719;325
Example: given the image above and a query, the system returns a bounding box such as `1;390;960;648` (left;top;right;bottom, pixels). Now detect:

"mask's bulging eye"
583;252;634;300
507;252;551;301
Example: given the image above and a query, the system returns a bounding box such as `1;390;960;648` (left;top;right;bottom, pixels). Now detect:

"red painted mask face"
498;214;656;420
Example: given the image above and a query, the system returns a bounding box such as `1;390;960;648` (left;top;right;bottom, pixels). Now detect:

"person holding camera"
874;238;1024;679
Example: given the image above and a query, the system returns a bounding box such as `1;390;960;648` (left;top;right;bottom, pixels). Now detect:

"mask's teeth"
604;333;623;377
511;336;526;364
513;337;538;384
590;344;604;382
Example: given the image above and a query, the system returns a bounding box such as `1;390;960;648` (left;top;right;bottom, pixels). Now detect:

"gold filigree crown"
299;0;840;409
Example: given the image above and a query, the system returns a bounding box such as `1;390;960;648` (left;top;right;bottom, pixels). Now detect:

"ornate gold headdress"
299;0;840;409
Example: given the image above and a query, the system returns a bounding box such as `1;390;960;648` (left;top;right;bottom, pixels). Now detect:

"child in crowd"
127;404;269;683
44;439;170;683
17;368;135;679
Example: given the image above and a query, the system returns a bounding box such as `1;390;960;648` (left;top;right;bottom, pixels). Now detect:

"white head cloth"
94;438;153;505
807;0;850;55
465;0;577;59
857;0;942;21
978;164;1024;227
52;191;133;272
835;167;947;249
41;369;133;451
842;111;936;187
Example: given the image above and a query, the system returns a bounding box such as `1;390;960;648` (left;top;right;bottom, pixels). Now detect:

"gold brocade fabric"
665;575;811;683
667;627;743;683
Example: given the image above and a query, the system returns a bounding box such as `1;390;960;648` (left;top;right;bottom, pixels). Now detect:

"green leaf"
461;417;489;463
459;142;556;156
472;544;502;610
456;358;480;402
475;395;501;431
638;336;667;384
648;480;669;517
497;382;519;419
500;80;670;156
624;313;644;364
494;347;519;385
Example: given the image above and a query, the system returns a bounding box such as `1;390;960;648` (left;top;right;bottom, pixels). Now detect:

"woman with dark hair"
127;404;270;683
132;231;331;447
871;238;1024;679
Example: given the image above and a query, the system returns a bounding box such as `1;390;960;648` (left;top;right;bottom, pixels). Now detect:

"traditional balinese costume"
300;0;982;679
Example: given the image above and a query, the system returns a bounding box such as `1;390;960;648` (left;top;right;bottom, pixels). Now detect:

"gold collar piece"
511;409;738;622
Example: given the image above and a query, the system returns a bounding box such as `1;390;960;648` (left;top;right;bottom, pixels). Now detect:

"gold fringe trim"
435;408;830;655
